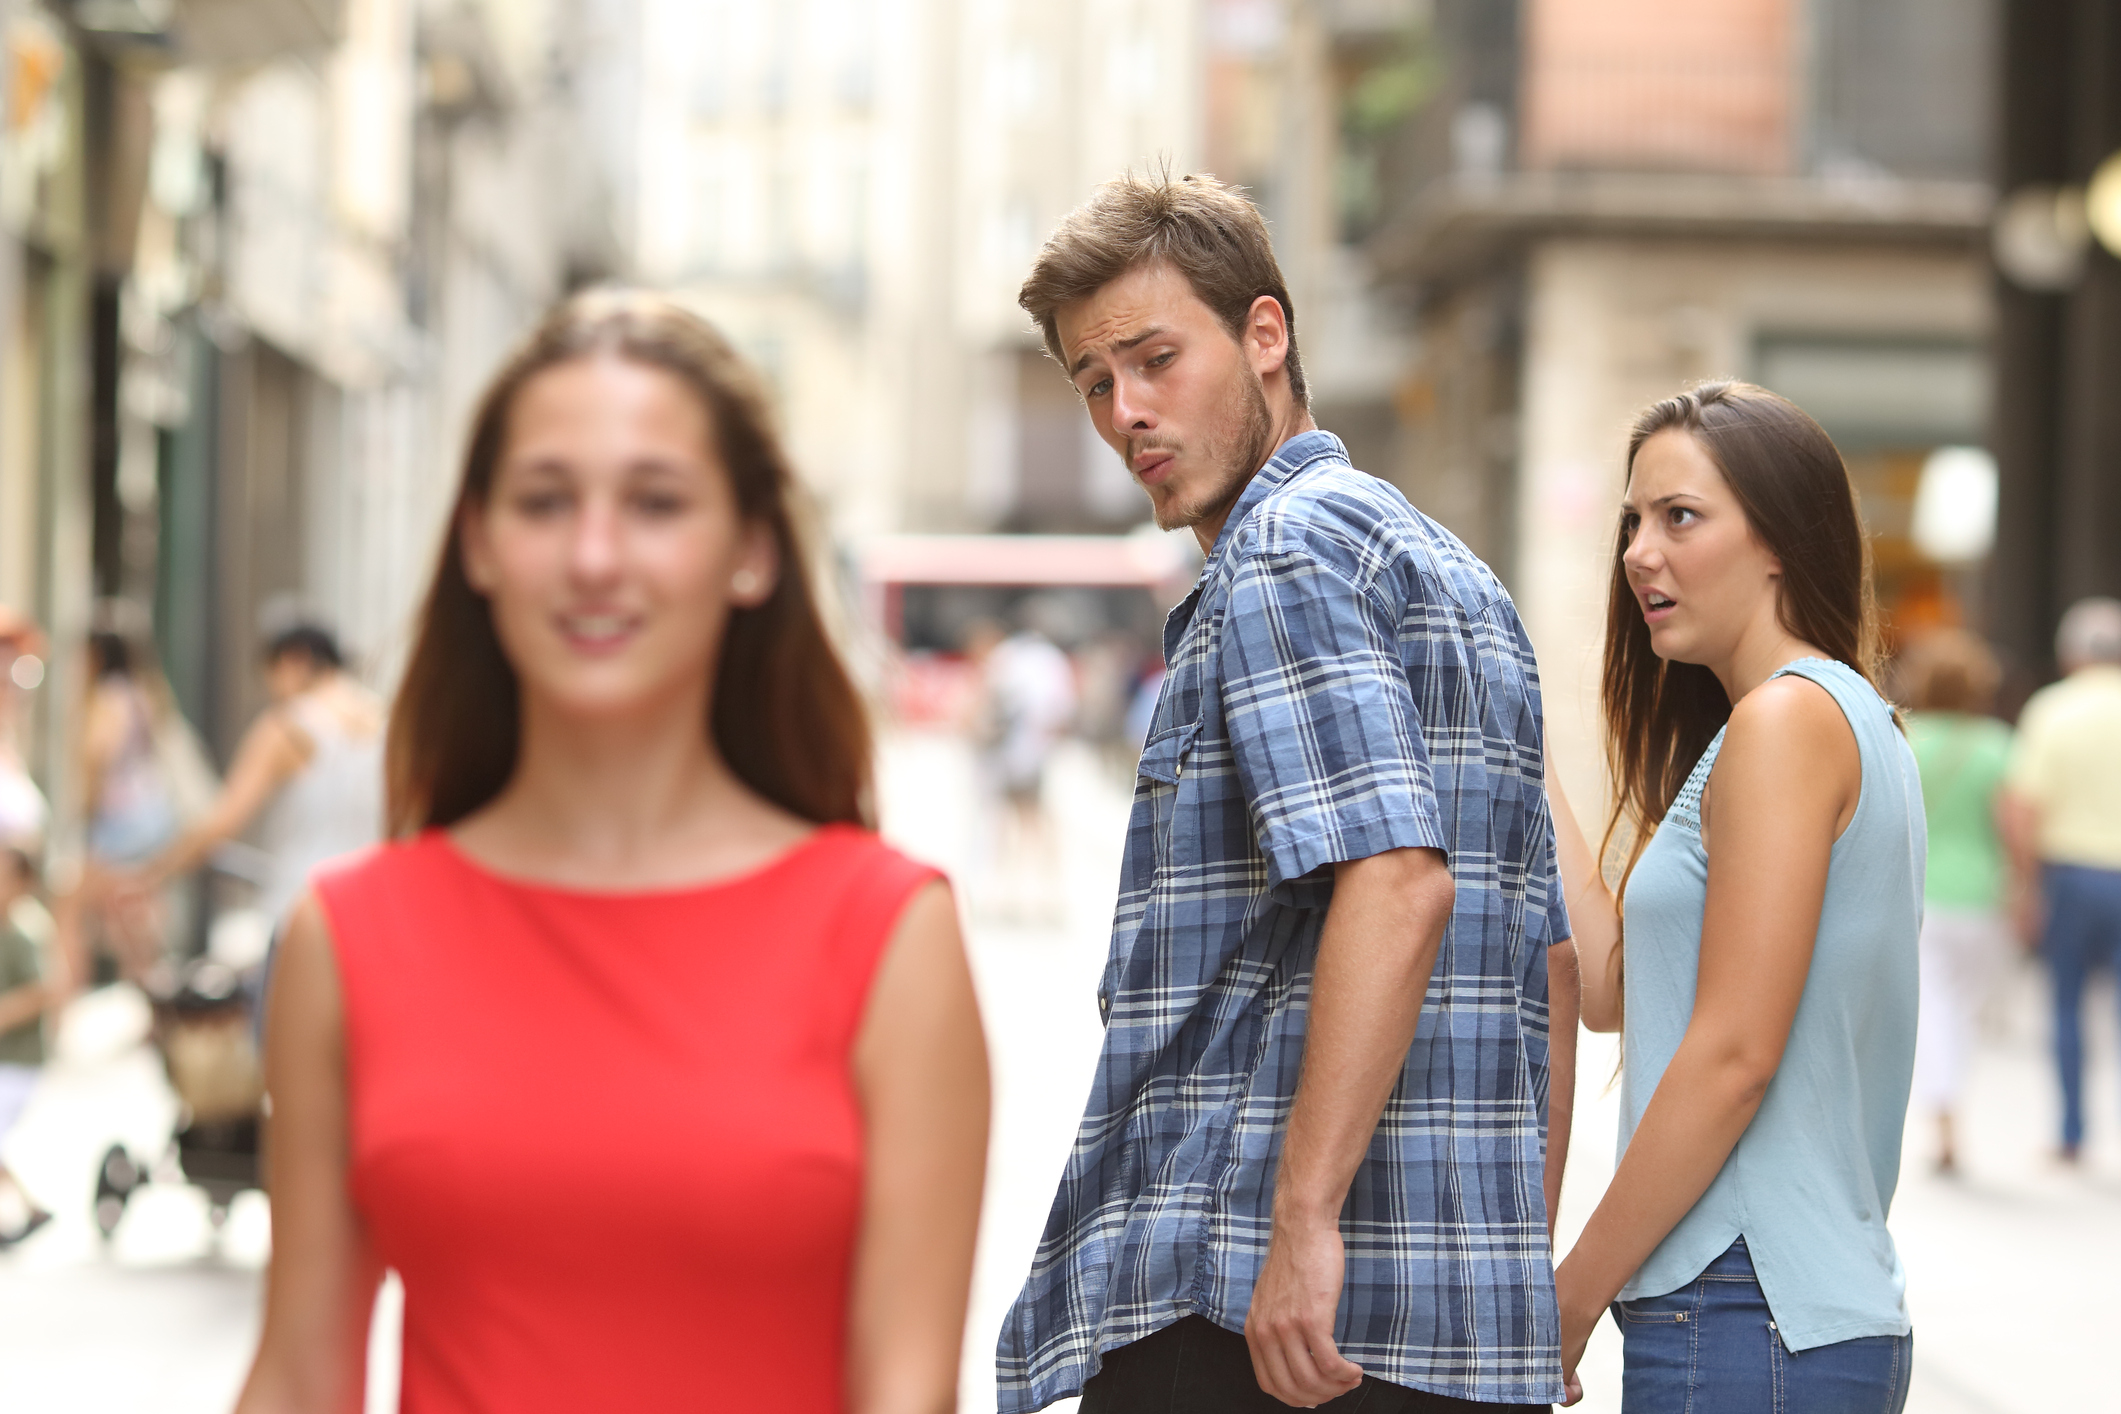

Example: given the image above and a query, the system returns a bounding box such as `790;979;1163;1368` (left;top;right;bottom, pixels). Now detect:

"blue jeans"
1614;1240;1911;1414
2044;863;2121;1149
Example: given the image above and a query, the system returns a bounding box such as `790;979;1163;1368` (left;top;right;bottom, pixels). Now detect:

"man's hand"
1245;1215;1363;1407
1554;1260;1601;1407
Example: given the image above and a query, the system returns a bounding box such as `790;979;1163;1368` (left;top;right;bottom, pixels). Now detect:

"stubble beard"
1139;366;1277;533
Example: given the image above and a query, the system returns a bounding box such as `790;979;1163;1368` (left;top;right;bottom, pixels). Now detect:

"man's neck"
1191;400;1319;554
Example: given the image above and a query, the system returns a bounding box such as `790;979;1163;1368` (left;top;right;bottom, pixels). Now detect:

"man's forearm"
1544;940;1580;1241
1271;847;1454;1225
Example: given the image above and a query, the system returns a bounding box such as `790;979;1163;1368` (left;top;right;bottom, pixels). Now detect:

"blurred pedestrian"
2003;596;2121;1165
1002;172;1575;1414
0;844;56;1248
122;622;384;937
1546;384;1921;1411
1901;629;2015;1175
235;290;987;1414
0;610;49;852
965;610;1076;920
74;629;208;977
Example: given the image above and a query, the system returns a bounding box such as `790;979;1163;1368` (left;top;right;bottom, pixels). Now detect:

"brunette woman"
1545;383;1922;1411
235;290;989;1414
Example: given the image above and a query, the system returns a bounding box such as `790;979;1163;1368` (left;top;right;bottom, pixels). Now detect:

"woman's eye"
1668;507;1697;526
513;491;570;517
632;491;688;517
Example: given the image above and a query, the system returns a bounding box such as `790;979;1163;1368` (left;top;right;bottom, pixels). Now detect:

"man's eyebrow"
1069;326;1166;378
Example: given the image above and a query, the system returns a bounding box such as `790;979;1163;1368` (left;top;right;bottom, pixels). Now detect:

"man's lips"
1132;452;1176;486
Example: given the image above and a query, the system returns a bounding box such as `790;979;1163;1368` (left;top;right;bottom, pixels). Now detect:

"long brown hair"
1601;380;1882;891
387;288;873;835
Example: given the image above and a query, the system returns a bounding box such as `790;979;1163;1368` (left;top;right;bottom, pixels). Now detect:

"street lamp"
2088;149;2121;259
1994;185;2089;289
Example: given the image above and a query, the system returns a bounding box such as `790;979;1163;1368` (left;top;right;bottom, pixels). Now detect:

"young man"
996;173;1577;1412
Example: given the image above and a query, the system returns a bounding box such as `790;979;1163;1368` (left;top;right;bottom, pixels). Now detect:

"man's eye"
1087;378;1112;399
1147;351;1174;368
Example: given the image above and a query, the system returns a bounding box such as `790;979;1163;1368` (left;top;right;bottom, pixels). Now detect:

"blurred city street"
2;728;2116;1413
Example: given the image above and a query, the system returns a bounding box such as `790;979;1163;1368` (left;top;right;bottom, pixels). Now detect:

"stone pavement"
0;729;2114;1411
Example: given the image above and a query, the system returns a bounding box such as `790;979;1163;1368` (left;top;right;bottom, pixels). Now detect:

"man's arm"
1544;938;1580;1242
1245;845;1453;1408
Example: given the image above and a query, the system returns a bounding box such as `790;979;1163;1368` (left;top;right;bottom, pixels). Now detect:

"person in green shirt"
1901;630;2016;1174
0;842;56;1246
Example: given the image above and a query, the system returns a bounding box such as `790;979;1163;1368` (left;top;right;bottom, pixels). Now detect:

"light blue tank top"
1616;657;1924;1350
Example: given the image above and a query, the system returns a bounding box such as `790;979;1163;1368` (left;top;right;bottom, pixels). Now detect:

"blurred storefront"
1990;0;2121;686
1363;0;2000;802
3;2;96;855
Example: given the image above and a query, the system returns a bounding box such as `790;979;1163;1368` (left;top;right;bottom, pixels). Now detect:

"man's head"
1019;173;1308;538
2057;596;2121;673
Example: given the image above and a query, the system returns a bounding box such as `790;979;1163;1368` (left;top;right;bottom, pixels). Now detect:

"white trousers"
1913;908;2013;1110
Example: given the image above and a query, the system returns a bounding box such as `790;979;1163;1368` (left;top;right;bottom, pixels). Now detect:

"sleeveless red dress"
312;825;938;1413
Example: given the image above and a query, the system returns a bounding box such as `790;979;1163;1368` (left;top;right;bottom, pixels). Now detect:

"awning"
856;532;1196;589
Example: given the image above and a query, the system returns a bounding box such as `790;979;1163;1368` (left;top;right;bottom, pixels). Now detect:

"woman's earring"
731;568;761;600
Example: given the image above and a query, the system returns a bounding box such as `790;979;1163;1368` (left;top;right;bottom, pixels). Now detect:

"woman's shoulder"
803;824;944;897
310;832;448;904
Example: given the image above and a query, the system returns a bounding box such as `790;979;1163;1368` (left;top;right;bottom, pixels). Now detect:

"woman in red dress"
236;291;989;1413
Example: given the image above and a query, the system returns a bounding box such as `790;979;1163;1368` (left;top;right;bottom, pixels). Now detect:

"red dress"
313;825;938;1413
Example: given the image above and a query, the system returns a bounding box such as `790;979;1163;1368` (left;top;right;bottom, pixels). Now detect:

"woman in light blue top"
1546;382;1923;1412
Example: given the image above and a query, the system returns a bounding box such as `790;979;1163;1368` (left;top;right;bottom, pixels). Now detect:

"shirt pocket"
1137;718;1202;872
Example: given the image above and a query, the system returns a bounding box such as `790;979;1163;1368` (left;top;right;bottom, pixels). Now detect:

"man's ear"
1245;293;1290;379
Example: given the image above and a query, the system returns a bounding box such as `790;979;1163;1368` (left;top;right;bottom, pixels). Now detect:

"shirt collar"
1161;429;1348;662
1205;428;1348;565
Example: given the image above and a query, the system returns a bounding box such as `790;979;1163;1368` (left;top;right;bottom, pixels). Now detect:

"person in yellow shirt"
2004;597;2121;1163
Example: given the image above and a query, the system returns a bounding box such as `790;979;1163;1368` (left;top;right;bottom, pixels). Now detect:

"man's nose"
1109;374;1155;437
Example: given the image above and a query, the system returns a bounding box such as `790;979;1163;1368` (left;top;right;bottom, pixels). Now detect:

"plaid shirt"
996;431;1568;1409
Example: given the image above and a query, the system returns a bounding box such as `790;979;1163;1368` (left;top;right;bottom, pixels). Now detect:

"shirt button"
1098;993;1111;1019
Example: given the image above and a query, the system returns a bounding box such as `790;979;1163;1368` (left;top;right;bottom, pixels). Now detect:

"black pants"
1079;1316;1551;1413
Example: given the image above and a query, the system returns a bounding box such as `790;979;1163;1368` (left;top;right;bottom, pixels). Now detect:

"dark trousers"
2045;862;2121;1148
1079;1315;1551;1414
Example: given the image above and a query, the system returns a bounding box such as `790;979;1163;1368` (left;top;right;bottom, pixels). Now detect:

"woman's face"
461;354;776;723
1620;427;1784;669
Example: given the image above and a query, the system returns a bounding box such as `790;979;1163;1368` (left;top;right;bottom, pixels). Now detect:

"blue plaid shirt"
996;431;1568;1409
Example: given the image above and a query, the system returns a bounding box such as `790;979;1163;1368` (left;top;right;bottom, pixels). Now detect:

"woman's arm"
136;711;310;887
235;896;379;1414
1553;677;1857;1391
1545;759;1623;1032
846;881;989;1414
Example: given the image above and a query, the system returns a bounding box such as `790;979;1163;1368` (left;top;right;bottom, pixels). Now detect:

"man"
2003;596;2121;1164
997;171;1577;1413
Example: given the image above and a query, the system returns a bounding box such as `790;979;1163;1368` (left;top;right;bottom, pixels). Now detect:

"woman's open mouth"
1643;591;1677;622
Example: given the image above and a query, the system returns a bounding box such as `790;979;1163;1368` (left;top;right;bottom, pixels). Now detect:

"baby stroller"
94;955;264;1237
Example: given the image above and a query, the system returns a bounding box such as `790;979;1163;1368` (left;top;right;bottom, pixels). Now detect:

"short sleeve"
1218;547;1447;894
2006;699;2054;805
1527;808;1572;948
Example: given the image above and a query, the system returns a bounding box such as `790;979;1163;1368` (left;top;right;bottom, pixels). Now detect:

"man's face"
1055;262;1274;534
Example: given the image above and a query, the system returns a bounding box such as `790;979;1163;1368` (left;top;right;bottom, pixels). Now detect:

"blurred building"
1;0;612;825
1990;0;2121;683
628;0;1210;544
1361;0;1998;799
